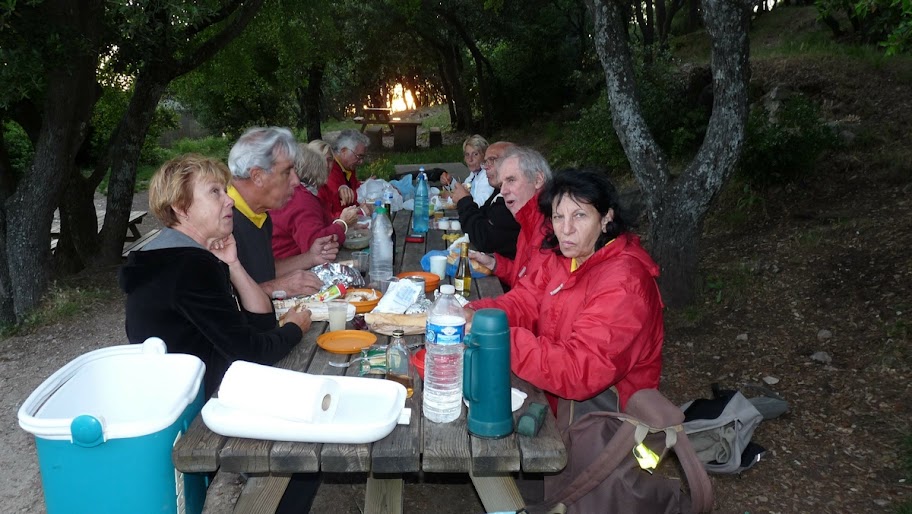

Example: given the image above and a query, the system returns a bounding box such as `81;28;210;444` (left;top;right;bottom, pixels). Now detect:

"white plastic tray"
201;376;406;444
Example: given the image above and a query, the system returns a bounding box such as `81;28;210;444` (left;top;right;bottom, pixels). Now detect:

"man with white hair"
319;129;371;219
228;126;338;297
469;146;552;288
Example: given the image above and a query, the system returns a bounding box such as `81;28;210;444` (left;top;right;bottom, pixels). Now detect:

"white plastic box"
18;338;207;514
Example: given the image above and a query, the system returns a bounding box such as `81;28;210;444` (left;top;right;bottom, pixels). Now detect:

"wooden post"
429;127;442;148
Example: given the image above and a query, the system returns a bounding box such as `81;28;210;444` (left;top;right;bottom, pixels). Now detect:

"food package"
445;234;493;275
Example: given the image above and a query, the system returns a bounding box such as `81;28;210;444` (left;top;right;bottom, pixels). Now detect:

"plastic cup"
430;255;448;280
379;276;398;294
369;270;392;289
437;219;450;230
327;300;348;332
450;220;461;232
352;251;369;276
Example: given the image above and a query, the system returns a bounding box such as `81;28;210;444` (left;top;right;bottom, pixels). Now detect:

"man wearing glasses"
451;141;521;259
320;129;371;219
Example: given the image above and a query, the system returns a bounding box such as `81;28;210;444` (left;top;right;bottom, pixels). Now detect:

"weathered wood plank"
233;475;292;514
470;433;521;474
422;406;471;472
201;470;243;514
219;438;274;473
172;414;226;473
512;375;567;473
364;474;403;514
469;471;525;513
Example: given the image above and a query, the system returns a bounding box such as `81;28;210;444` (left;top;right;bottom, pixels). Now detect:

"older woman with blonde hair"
119;154;311;398
442;134;495;207
270;143;361;260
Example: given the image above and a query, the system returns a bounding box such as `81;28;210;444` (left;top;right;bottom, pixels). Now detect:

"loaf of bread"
364;312;427;335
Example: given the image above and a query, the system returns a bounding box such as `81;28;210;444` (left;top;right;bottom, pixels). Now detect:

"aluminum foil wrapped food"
309;262;365;289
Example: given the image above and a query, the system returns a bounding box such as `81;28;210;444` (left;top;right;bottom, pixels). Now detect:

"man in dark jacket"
450;141;521;259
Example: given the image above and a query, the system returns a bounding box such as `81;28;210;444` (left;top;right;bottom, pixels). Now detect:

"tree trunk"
97;74;167;265
53;167;101;276
301;63;325;142
1;0;103;324
587;0;751;307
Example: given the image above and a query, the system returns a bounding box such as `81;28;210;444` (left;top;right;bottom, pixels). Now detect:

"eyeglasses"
349;149;365;162
484;156;499;165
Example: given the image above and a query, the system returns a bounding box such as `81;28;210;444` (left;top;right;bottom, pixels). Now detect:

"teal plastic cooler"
17;338;207;514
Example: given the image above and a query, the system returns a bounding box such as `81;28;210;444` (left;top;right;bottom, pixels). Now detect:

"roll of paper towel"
218;361;339;423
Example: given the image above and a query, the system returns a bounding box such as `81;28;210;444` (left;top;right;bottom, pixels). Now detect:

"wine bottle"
454;242;472;298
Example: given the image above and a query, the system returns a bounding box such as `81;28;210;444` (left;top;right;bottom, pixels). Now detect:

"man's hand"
439;171;452;187
275;270;325;297
307;234;339;265
450;180;471;204
338;184;355;206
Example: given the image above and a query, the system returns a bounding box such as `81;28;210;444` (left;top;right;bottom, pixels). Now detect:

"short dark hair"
539;168;628;254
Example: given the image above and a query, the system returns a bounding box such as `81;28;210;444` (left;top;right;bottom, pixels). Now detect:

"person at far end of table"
319;129;374;220
466;168;664;415
270;143;360;260
227;127;338;297
119;154;311;399
468;145;552;289
450;141;520;259
441;134;495;207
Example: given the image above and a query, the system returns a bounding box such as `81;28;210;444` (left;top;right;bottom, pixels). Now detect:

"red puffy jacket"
469;233;664;409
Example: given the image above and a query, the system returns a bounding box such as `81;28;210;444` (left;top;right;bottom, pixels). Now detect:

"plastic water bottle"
423;284;466;423
370;204;393;274
371;199;381;221
383;185;395;214
412;168;429;234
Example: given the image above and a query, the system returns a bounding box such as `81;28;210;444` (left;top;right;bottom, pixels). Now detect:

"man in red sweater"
319;129;370;219
468;146;552;288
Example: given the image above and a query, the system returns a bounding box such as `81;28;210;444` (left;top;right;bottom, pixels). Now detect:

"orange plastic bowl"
411;348;426;380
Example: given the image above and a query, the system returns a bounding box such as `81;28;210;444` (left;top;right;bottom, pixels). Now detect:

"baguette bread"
364;312;427;335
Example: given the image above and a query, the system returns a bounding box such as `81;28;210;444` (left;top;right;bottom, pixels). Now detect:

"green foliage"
817;0;912;55
169;136;231;161
549;56;709;171
737;95;837;188
2;121;33;179
90;87;179;167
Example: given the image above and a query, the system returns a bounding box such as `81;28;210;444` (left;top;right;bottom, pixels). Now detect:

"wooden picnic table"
50;210;148;241
355;107;394;133
393;162;469;184
171;208;567;514
388;120;423;152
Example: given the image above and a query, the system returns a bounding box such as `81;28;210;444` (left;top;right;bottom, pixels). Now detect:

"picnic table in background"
354;107;394;133
50;210;160;255
171;207;567;514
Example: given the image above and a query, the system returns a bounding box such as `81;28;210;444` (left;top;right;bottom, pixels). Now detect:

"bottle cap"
392;329;405;337
440;284;455;295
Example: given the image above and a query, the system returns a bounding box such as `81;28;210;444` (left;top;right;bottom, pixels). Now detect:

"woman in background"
270;144;360;260
442;134;494;207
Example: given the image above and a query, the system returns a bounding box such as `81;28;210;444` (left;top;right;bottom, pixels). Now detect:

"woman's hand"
338;184;355;206
340;205;360;227
468;250;495;270
439;171;452;186
306;234;339;265
282;307;312;332
209;235;238;265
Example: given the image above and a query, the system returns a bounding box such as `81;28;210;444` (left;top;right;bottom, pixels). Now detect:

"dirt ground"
2;26;911;514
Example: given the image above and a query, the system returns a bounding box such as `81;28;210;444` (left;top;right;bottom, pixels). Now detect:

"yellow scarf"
335;157;353;181
228;185;267;229
570;238;616;272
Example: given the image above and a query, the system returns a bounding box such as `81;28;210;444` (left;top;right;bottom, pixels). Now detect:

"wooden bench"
122;228;161;257
365;125;383;149
50;210;150;251
389;120;423;151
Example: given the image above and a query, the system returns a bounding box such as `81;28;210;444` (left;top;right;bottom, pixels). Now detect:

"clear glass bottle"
423;285;466;423
453;242;472;298
385;329;414;398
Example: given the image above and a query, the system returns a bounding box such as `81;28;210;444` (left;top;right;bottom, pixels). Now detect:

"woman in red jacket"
270;144;360;260
467;168;664;413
